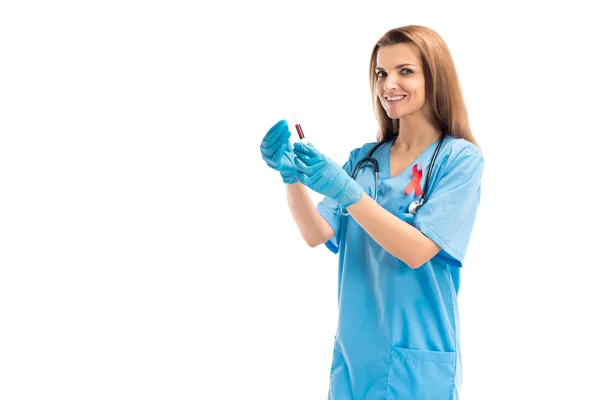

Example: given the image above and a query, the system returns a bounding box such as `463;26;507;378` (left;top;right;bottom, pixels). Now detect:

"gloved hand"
259;119;298;184
293;142;364;208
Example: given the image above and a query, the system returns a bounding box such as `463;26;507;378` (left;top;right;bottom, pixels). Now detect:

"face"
375;43;428;120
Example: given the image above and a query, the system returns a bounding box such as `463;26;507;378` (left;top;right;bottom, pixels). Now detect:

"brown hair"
369;25;479;147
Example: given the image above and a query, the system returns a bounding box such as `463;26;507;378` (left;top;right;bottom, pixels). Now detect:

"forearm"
346;193;441;268
286;183;334;247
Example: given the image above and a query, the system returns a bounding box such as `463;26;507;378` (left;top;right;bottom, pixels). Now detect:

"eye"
400;68;414;75
375;71;386;79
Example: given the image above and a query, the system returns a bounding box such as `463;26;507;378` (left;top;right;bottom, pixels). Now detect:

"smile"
385;95;406;103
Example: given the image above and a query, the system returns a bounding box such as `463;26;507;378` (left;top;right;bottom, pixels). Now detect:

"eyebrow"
375;63;416;71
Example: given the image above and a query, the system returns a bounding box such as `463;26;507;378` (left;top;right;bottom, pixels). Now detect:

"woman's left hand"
293;142;364;208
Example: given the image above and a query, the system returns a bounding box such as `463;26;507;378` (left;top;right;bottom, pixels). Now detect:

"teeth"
387;95;405;101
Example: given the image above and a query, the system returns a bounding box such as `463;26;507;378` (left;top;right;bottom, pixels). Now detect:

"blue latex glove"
293;142;364;208
259;119;298;184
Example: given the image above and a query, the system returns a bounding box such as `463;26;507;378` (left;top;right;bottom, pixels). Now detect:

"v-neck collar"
381;138;442;181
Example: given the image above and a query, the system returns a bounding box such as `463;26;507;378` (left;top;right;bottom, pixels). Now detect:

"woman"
260;24;484;399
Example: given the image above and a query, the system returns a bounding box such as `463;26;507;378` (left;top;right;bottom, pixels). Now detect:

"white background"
1;1;599;399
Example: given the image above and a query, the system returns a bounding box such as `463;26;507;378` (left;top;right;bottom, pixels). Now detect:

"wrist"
337;178;364;208
280;170;298;184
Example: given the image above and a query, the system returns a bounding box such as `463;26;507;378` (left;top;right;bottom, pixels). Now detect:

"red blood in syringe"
295;123;305;140
293;114;305;140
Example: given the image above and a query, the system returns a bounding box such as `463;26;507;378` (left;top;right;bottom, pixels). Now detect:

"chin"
386;106;420;120
386;110;407;119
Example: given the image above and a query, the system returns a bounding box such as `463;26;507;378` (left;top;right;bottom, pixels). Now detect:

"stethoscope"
340;133;446;216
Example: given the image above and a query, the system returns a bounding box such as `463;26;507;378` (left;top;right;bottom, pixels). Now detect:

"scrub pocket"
385;347;455;400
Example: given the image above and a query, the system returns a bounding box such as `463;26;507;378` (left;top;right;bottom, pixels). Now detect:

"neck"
393;114;442;152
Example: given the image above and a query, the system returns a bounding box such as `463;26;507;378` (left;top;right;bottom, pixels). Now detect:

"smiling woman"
259;24;484;400
369;26;478;147
375;50;426;119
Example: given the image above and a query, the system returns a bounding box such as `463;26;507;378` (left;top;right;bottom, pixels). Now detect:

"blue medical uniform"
317;136;484;400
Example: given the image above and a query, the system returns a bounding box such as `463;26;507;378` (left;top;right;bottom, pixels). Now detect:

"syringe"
293;114;305;140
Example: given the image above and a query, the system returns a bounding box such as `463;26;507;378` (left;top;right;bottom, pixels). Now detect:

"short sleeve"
316;147;362;254
414;144;485;267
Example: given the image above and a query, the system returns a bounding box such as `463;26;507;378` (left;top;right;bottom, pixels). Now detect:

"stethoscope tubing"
340;133;445;216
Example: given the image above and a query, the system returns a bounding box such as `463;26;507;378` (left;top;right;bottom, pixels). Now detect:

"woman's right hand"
260;119;298;184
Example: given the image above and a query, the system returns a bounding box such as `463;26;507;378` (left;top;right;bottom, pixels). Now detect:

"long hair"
369;25;479;147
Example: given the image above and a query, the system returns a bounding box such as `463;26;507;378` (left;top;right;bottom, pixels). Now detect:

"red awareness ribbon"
404;164;423;196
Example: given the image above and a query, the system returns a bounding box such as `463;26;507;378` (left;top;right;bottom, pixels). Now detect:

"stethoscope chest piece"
408;199;423;215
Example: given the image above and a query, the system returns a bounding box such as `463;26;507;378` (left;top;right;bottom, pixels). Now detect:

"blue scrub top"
317;136;484;400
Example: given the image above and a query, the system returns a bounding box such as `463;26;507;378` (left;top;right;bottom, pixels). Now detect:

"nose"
383;74;399;92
